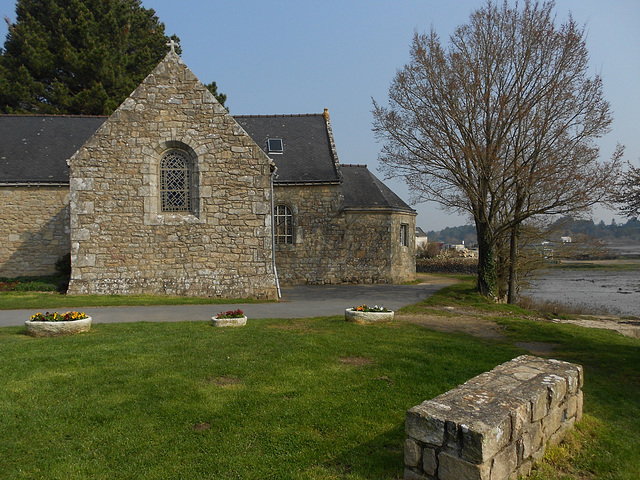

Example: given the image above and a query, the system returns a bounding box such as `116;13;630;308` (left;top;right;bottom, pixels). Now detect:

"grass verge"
0;291;266;310
0;276;270;310
1;280;638;479
0;317;518;479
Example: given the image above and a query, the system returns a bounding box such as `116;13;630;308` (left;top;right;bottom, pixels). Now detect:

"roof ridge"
234;113;323;118
0;113;108;119
341;164;368;168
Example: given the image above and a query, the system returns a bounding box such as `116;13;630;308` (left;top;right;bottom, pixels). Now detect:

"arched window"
160;150;192;212
274;204;294;244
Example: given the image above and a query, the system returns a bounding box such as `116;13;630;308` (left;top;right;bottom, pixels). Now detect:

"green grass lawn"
0;276;273;310
1;283;638;479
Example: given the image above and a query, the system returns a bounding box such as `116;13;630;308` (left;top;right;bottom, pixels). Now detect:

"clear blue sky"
1;0;638;231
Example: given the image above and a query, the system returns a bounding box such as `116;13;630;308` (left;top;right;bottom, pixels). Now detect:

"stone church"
0;51;416;299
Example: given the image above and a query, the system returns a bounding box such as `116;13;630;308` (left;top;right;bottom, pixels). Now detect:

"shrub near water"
416;258;478;274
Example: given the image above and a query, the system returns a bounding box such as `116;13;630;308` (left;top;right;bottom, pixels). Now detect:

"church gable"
67;52;277;298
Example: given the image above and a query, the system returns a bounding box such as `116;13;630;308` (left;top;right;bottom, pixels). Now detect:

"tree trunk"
507;224;519;304
476;220;497;299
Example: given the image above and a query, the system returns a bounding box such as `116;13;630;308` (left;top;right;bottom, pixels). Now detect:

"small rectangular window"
400;224;409;247
275;204;294;244
268;138;283;153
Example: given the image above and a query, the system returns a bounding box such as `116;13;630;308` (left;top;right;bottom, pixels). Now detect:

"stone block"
459;415;512;464
529;386;549;423
576;390;584;422
404;438;422;467
406;403;446;446
438;452;490;480
542;404;566;438
566;395;578;419
516;459;532;479
422;447;438;476
543;373;567;409
548;416;575;448
521;422;543;459
404;468;431;480
510;400;531;439
489;444;517;480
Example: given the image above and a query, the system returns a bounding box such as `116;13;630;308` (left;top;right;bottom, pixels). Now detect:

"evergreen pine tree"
0;0;225;114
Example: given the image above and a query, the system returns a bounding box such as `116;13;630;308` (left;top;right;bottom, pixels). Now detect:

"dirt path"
397;275;640;356
408;274;640;342
395;311;505;340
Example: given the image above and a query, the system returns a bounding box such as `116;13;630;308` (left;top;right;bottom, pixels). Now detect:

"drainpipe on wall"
270;166;282;298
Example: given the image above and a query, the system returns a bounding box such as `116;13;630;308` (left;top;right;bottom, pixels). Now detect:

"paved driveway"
0;282;450;327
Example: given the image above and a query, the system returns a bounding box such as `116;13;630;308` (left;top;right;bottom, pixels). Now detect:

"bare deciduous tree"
615;163;640;218
373;0;621;300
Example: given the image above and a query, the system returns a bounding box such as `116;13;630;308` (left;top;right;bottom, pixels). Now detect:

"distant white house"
561;236;572;243
415;227;428;249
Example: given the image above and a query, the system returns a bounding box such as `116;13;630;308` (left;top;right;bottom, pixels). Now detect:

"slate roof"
341;164;415;213
235;114;339;183
1;113;341;184
0;114;414;214
0;115;106;183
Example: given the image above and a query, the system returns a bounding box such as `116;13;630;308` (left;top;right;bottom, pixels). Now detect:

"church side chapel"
0;49;416;299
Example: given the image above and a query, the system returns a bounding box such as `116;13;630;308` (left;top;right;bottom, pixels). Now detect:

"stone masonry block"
489;444;517;480
543;373;568;409
541;404;566;438
404;468;431;480
576;390;584;422
521;422;543;459
404;438;422;468
566;394;578;419
459;417;512;464
438;452;490;480
548;416;575;448
509;400;531;439
423;447;438;476
406;403;446;446
528;385;549;423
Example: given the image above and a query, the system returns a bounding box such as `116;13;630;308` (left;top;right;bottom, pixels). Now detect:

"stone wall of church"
0;186;69;277
67;53;278;299
389;211;418;283
274;185;416;284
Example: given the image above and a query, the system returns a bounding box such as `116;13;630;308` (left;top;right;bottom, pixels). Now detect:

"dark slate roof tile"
341;164;415;213
235;114;339;183
0;115;106;183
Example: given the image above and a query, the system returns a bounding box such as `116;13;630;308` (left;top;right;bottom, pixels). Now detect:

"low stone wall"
404;355;583;480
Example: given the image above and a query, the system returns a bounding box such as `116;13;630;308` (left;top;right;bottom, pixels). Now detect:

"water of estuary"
524;265;639;317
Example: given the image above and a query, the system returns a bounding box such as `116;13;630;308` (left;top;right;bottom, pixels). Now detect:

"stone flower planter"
25;316;92;337
211;315;247;327
345;308;394;324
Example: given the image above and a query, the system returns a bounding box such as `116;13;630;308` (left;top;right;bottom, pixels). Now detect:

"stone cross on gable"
167;39;178;54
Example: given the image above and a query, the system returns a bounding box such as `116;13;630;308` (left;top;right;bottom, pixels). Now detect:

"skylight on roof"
267;138;283;153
